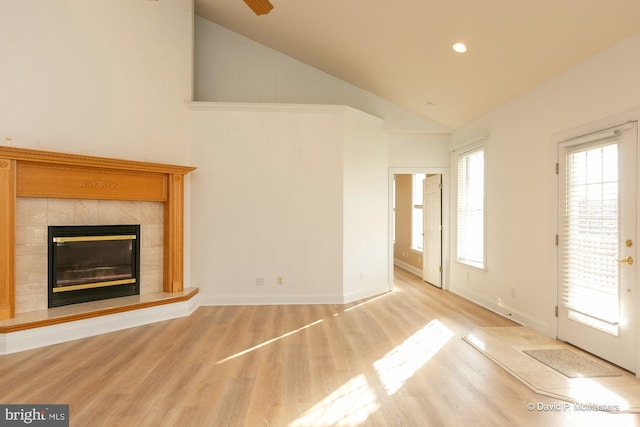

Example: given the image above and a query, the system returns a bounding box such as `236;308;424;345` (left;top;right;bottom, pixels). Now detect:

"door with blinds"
557;121;637;372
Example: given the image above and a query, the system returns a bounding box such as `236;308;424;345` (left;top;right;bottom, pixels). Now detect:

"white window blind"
560;139;619;325
457;147;484;268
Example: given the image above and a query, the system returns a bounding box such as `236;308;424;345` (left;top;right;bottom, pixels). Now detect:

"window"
561;138;620;334
411;174;426;251
457;147;485;268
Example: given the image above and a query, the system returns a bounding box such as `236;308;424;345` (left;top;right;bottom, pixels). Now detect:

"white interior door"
423;175;442;287
557;122;637;372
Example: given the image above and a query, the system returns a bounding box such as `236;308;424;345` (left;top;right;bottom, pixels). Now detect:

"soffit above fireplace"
0;146;196;320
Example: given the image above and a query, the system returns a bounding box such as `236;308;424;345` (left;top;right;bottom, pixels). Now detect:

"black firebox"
48;224;140;308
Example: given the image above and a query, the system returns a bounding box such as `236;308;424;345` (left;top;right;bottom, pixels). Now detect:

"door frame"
553;111;640;375
389;167;450;290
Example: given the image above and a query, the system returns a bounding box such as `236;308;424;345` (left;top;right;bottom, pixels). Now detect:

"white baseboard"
450;286;551;335
200;285;391;307
394;259;423;278
0;294;200;355
200;294;343;306
342;285;391;304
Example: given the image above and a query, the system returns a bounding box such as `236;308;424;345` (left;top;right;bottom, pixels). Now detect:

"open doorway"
389;168;449;290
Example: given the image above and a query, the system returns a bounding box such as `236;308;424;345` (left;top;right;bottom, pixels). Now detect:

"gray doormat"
523;348;622;378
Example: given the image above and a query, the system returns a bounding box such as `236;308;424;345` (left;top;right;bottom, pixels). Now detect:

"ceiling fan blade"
243;0;274;15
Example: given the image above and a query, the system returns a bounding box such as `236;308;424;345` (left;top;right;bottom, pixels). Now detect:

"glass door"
557;122;637;372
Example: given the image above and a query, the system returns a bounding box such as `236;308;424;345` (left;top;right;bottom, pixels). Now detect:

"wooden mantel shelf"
0;146;196;320
0;146;195;175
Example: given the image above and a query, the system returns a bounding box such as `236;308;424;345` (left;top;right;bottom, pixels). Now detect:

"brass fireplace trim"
0;146;196;320
53;235;137;243
52;279;137;293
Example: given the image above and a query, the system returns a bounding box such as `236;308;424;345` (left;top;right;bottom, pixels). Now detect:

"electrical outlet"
256;277;264;286
277;276;283;285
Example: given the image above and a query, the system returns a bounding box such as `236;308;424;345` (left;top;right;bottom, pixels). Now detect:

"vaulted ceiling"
195;0;640;129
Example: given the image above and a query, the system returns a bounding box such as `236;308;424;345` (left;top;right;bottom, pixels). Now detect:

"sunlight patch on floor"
290;374;380;427
568;378;629;408
290;320;453;426
216;319;324;364
464;330;486;351
343;293;391;313
374;319;453;396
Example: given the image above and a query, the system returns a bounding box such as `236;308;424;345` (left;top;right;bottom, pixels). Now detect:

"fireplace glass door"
48;225;140;307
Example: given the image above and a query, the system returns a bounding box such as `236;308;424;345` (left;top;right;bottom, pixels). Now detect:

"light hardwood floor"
2;268;640;426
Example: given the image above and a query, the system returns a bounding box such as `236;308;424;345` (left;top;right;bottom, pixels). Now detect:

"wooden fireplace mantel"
0;146;196;320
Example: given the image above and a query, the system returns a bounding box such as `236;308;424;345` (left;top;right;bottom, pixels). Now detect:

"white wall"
189;103;344;305
190;103;388;304
342;108;389;301
0;0;193;164
450;32;640;335
194;15;450;135
388;133;450;168
192;15;451;304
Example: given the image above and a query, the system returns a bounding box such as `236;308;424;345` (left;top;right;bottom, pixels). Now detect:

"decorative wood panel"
0;158;16;319
0;146;196;320
164;174;185;293
17;162;168;201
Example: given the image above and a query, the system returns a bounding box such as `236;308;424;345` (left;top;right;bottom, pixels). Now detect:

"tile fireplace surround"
0;146;197;353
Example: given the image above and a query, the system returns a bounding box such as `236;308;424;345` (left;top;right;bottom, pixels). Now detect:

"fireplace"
48;225;141;308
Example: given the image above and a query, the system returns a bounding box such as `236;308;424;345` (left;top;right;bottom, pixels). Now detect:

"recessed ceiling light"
452;42;467;53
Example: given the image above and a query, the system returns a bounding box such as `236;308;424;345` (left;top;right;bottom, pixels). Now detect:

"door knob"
619;256;634;265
